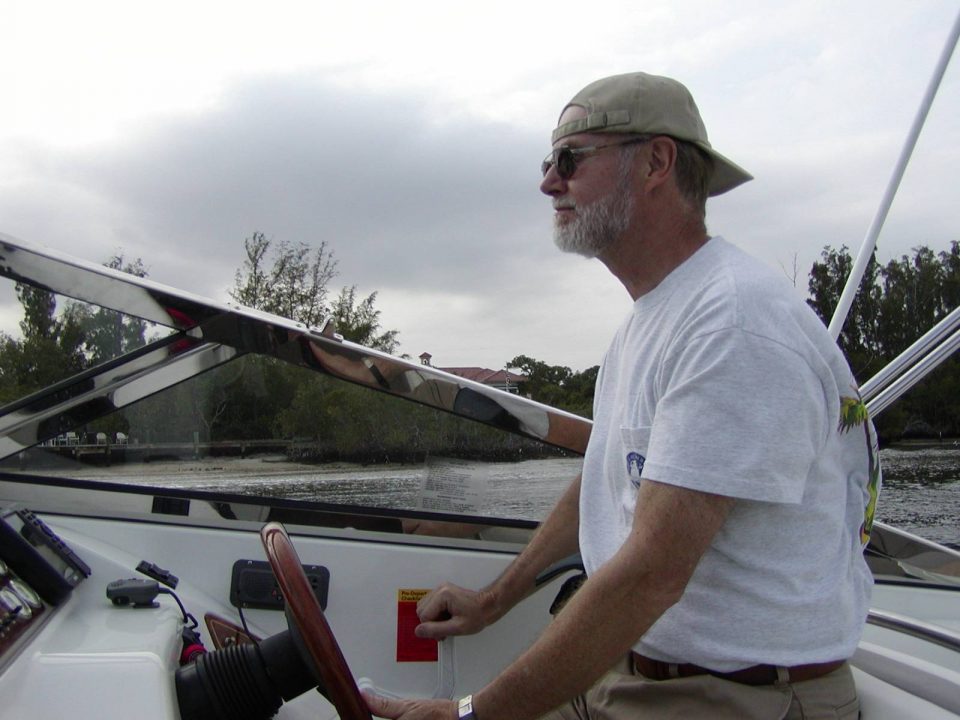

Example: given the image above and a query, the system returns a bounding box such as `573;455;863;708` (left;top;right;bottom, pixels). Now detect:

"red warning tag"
396;589;438;662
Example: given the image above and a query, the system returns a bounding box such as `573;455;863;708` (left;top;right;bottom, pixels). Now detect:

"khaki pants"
540;656;859;720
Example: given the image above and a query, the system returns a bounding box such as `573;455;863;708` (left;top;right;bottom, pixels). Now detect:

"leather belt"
631;652;845;686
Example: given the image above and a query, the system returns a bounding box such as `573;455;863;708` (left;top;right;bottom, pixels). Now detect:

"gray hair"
618;136;714;216
673;139;714;215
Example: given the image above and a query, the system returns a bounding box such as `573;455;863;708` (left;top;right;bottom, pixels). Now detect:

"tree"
939;241;960;312
0;338;21;405
560;364;600;418
231;232;337;328
807;245;882;380
0;284;87;401
330;286;399;352
216;232;402;443
67;254;149;363
807;242;960;441
507;354;599;417
231;232;400;351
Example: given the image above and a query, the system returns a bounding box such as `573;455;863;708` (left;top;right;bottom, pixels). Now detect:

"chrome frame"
867;608;960;653
862;306;960;415
0;233;591;462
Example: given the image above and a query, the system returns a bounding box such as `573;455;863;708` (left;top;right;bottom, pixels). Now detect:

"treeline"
3;235;960;453
807;242;960;442
124;358;560;463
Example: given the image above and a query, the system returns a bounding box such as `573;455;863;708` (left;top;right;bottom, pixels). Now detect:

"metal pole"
867;327;960;417
828;8;960;341
859;304;960;403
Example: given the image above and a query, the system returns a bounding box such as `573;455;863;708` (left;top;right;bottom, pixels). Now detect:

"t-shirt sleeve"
641;327;829;503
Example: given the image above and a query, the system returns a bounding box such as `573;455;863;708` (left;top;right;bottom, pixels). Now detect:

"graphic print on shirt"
839;393;882;546
626;451;645;487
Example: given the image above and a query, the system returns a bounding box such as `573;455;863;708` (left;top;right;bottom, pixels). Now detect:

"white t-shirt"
580;237;879;672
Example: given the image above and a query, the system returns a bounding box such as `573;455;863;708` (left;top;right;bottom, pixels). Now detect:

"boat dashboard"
0;508;193;718
0;500;551;720
3;499;960;719
0;509;90;668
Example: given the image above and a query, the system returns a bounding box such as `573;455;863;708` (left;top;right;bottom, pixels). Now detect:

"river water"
58;446;960;550
871;445;960;549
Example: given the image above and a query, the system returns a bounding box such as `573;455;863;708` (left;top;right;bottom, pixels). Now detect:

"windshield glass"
0;280;579;525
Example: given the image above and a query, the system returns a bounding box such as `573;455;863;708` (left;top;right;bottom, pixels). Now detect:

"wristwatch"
457;695;477;720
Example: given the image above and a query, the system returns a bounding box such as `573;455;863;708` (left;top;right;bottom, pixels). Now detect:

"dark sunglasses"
541;137;652;179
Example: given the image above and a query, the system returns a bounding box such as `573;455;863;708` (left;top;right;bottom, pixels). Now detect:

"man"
366;72;879;719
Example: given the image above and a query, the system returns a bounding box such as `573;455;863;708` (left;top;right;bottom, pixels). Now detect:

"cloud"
0;72;586;365
1;1;958;370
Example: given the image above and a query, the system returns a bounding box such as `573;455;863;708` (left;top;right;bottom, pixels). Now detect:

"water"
39;448;960;548
872;446;960;548
141;456;580;518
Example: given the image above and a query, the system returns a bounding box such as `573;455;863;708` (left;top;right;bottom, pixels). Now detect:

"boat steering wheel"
261;521;373;720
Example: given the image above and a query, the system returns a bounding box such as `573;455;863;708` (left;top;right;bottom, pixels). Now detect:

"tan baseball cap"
552;72;753;196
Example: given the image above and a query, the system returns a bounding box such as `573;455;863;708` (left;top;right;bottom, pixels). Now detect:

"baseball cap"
552;72;753;196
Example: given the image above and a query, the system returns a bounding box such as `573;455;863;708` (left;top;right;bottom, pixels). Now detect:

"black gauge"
0;588;16;611
0;588;30;619
9;579;42;609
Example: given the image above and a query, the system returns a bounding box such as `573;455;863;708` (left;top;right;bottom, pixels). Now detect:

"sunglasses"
541;137;652;179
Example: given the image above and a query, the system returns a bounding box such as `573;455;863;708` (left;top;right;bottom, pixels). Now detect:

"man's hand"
363;692;457;720
415;582;499;640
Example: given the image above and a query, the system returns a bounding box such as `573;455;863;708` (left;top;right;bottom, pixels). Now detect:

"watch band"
458;695;477;720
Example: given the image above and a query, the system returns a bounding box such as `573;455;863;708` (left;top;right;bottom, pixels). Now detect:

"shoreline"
885;438;960;450
6;454;395;479
3;452;577;480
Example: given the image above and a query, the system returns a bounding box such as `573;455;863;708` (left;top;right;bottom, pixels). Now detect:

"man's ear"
643;136;678;189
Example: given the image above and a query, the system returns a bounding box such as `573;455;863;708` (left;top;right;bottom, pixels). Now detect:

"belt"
631;652;845;686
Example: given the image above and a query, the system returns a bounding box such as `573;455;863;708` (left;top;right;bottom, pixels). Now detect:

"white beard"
553;183;633;258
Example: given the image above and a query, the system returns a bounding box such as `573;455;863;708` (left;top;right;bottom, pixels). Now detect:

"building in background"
419;352;527;395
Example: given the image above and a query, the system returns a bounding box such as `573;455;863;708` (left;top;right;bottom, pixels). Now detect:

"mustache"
553;198;576;211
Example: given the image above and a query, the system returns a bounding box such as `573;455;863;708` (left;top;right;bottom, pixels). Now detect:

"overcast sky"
2;0;958;371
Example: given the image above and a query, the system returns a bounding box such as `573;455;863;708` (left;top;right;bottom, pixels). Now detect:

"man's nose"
540;164;566;196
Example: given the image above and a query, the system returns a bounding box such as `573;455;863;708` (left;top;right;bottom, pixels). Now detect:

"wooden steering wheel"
261;521;372;720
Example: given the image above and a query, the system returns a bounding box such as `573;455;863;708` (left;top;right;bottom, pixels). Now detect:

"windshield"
0;249;584;527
